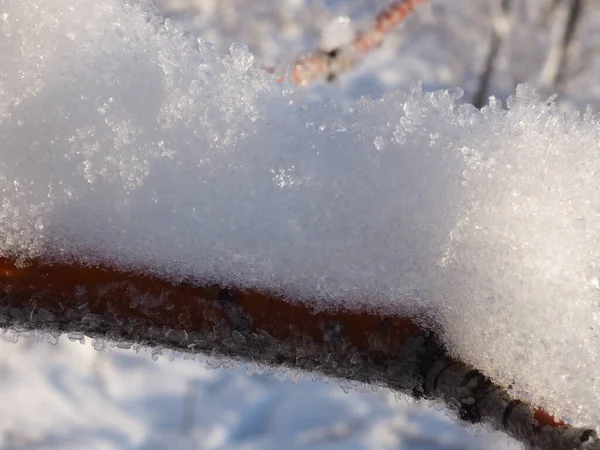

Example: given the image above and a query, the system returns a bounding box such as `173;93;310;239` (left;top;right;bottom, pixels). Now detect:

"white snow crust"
1;0;600;427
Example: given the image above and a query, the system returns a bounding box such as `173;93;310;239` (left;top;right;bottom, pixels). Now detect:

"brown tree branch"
283;0;427;86
0;257;598;450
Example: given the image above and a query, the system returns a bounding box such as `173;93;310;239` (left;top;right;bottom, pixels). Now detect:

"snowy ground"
2;0;600;448
0;334;520;449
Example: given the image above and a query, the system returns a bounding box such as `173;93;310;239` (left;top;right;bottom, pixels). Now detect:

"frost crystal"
229;43;255;72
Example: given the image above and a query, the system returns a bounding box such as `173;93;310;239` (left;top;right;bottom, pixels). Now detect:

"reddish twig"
351;0;427;54
285;0;427;86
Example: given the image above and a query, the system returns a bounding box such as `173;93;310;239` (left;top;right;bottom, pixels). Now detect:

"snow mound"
1;0;600;427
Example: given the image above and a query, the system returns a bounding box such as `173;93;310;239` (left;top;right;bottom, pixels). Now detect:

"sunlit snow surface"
1;0;600;445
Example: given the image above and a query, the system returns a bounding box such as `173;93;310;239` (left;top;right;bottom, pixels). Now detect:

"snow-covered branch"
2;1;600;448
1;257;598;450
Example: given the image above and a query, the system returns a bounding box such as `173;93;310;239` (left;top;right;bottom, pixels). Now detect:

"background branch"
472;0;513;108
538;0;584;93
285;0;427;86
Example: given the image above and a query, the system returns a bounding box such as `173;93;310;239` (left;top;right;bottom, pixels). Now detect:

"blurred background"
1;0;598;448
154;0;600;108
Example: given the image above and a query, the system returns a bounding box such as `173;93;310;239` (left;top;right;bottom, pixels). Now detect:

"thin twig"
285;0;427;86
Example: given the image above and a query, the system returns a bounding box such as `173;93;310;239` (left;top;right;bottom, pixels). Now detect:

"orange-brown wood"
534;408;568;430
0;257;421;353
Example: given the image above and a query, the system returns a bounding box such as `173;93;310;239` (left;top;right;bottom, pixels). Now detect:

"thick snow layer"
1;0;600;429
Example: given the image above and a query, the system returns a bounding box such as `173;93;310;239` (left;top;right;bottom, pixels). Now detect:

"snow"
0;333;519;449
1;0;600;445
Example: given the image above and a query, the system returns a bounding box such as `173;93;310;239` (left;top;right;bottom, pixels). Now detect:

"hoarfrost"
1;0;600;427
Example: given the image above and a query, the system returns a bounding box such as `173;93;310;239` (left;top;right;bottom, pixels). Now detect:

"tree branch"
0;257;598;450
285;0;427;86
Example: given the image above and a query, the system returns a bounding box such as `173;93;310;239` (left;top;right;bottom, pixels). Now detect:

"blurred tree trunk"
538;0;583;93
472;0;513;109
